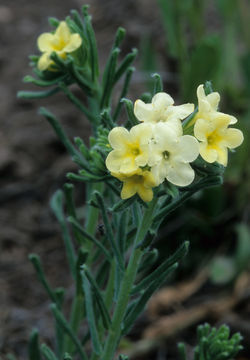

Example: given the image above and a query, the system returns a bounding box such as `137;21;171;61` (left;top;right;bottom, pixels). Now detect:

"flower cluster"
37;21;82;71
105;85;244;202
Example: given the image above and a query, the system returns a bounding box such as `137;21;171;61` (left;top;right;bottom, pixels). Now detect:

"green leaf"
152;73;163;94
122;263;178;335
82;5;99;80
68;216;112;263
101;48;120;108
28;329;41;360
81;270;102;355
17;88;60;99
114;48;137;84
50;190;76;280
113;67;135;121
39;107;79;158
94;191;124;270
29;254;58;304
50;304;88;360
82;265;111;329
40;344;58;360
109;196;136;213
132;241;189;295
113;27;126;48
122;98;139;127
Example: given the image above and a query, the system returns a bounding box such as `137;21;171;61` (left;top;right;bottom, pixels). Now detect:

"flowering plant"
18;6;243;360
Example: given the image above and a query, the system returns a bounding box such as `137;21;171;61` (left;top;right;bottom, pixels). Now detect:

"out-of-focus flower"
149;123;199;186
193;85;244;166
134;92;194;132
105;123;153;174
112;169;157;202
37;21;82;71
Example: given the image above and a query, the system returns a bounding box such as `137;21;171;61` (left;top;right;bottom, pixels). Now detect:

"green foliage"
178;323;243;360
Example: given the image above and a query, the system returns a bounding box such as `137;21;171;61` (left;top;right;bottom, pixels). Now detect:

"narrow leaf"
82;265;111;329
50;304;88;360
28;329;41;360
81;270;102;355
68;216;112;263
122;263;178;335
50;190;76;280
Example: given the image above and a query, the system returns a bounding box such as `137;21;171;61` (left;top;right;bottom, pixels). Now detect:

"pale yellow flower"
37;21;82;71
134;92;194;133
148;123;199;187
193;84;244;166
105;123;153;174
194;113;244;166
112;169;157;202
194;84;237;125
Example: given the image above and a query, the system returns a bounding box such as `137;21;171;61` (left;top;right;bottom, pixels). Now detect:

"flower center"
131;174;144;184
162;150;170;160
207;131;222;146
130;146;140;156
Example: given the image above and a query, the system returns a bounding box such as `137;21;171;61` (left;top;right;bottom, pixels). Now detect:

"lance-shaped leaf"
39;107;79;158
152;73;163;94
101;48;120;108
132;241;189;295
68;216;112;263
51;190;76;280
109;196;136;213
17;88;60;99
23;74;69;87
82;5;99;81
82;265;111;329
94;191;124;270
113;48;137;84
28;328;41;360
40;344;58;360
122;98;139;127
122;263;178;335
50;304;88;360
29;254;58;304
81;269;102;355
59;82;95;121
114;67;135;120
138;248;159;273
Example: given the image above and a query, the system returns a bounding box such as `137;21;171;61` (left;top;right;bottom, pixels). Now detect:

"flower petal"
152;92;174;108
134;100;154;122
216;146;228;166
37;33;54;52
199;142;218;163
206;92;220;110
138;186;153;202
55;21;71;42
37;52;52;71
63;33;82;52
108;127;130;149
106;150;125;172
167;162;195;187
173;135;199;163
223;128;244;149
166;103;194;120
121;181;136;199
194;118;214;141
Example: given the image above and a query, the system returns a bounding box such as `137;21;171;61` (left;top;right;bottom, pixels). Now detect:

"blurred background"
0;0;250;359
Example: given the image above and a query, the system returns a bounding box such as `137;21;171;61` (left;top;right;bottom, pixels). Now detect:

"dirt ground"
1;1;250;359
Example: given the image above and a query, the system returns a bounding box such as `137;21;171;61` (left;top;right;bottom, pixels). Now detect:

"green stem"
102;197;157;360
